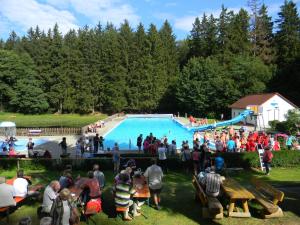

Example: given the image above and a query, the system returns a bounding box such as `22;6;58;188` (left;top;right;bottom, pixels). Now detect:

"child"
263;147;273;175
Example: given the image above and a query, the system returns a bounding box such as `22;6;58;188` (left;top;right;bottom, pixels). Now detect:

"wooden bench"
192;175;223;219
6;177;43;201
116;207;127;212
249;179;284;218
0;206;9;223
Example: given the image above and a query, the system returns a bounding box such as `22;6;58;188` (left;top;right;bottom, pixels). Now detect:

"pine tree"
275;0;300;66
248;1;274;64
0;39;4;49
158;20;180;111
248;0;262;56
188;17;202;58
256;4;274;64
46;24;70;113
101;23;128;113
176;39;189;68
228;9;251;55
217;5;234;63
272;0;300;106
4;31;20;51
147;23;166;111
126;23;149;111
205;14;218;56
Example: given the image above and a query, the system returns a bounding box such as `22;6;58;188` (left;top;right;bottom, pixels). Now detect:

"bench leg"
5;208;9;224
228;200;235;216
202;207;223;219
264;207;284;219
242;200;249;213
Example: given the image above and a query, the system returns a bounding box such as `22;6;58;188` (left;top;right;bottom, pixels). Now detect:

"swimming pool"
0;138;49;152
103;116;194;150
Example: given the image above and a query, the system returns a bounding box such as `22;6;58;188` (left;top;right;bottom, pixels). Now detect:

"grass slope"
0;112;107;128
0;168;299;225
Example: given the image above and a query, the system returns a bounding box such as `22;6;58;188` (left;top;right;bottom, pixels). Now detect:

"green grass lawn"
0;112;107;128
0;168;300;225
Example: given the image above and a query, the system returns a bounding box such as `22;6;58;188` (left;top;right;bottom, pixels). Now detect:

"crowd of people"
137;133;177;156
74;132;105;158
195;126;296;153
0;158;166;224
0;136;19;157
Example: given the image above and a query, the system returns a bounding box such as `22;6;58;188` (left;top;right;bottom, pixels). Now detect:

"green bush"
219;150;300;168
0;151;299;172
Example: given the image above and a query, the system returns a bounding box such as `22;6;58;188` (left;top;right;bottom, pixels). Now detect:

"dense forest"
0;0;299;117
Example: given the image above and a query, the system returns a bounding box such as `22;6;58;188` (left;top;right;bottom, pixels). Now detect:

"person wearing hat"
263;146;273;175
0;176;16;208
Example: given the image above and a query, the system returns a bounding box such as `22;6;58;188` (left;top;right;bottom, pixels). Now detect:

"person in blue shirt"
226;138;236;152
214;153;225;172
286;135;295;150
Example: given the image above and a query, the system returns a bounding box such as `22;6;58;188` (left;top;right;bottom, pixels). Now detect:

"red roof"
229;93;297;109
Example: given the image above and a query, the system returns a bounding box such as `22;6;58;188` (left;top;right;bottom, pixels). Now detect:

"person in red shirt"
263;147;273;175
273;140;281;151
246;138;256;152
80;171;101;204
8;147;17;157
263;136;270;148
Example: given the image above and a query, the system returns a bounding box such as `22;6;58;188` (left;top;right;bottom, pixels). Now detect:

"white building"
229;93;297;129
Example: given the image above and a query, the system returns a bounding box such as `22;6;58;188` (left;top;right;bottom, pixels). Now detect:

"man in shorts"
144;158;163;210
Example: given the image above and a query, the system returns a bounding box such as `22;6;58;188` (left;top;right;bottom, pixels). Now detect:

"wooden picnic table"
221;178;255;217
69;178;88;200
132;176;150;199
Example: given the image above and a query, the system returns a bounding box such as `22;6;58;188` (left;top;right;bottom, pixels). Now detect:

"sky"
0;0;300;41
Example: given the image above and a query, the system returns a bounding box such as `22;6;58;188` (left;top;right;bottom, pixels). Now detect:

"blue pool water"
0;138;49;152
104;117;194;150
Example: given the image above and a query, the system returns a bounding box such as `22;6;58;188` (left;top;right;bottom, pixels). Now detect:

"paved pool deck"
0;116;126;159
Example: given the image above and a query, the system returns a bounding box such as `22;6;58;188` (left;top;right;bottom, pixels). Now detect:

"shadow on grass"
1;168;300;225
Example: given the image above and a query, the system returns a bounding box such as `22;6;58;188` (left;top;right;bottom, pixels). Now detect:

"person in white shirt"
0;177;15;207
42;180;60;213
157;143;167;173
144;158;164;210
13;170;39;198
13;170;29;197
202;167;224;197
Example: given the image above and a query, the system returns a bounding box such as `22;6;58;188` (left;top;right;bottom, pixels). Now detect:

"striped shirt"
115;183;136;208
204;172;222;197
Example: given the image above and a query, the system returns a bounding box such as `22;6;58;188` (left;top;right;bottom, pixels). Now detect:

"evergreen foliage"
1;1;300;116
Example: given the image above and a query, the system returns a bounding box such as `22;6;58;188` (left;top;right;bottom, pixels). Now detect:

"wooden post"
228;199;235;216
17;159;20;170
242;200;249;213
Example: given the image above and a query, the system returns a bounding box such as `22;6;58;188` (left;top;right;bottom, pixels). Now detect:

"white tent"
0;121;16;136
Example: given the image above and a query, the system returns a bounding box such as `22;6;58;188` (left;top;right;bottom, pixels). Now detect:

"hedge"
0;151;299;172
220;150;300;168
